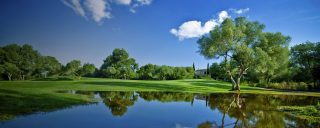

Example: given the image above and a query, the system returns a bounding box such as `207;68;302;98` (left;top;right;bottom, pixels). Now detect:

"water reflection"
1;91;319;127
100;92;138;116
95;91;319;127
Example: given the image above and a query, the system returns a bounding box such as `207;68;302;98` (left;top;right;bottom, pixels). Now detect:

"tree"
210;63;225;80
81;63;96;77
206;63;210;77
35;56;62;78
197;17;280;91
18;44;40;80
137;64;157;80
64;60;82;79
3;62;19;81
100;48;138;79
290;41;320;88
251;32;290;85
156;65;173;80
102;67;118;78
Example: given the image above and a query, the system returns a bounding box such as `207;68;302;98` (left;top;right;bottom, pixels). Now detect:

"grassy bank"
1;78;320;96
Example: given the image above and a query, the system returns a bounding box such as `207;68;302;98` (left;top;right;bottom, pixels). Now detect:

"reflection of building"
195;69;208;77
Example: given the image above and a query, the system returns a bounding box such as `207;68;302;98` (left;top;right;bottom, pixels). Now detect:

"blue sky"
1;0;320;69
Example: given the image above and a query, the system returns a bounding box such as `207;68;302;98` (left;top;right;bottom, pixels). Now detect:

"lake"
0;91;319;128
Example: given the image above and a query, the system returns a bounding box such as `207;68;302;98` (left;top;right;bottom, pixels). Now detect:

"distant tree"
3;62;19;81
192;62;195;71
156;65;173;80
0;44;40;80
207;63;210;76
35;56;62;78
100;48;138;79
290;41;320;88
18;44;40;80
210;63;225;80
64;60;82;79
81;63;96;77
137;64;157;80
102;67;118;78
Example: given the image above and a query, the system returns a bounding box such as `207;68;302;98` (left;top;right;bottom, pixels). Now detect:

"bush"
269;82;308;91
33;76;74;81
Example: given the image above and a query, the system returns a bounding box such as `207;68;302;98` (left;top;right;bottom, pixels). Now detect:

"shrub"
269;82;308;91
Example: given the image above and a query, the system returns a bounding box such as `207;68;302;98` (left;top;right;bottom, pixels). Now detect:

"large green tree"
290;41;320;88
64;60;82;79
81;63;96;77
0;44;41;80
197;17;289;91
100;48;138;79
35;56;62;78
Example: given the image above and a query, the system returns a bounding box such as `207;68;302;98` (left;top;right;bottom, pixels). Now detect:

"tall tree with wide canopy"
290;41;320;88
197;17;289;91
100;48;138;79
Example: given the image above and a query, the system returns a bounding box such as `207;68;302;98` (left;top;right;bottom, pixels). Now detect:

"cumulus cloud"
62;0;152;24
218;10;230;23
170;11;230;40
85;0;112;23
229;8;250;14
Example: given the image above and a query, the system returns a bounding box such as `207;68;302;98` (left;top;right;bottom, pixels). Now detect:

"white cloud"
62;0;86;17
129;0;153;13
62;0;153;23
136;0;152;5
85;0;111;23
230;8;250;14
114;0;132;5
218;10;229;23
62;0;111;23
170;11;230;40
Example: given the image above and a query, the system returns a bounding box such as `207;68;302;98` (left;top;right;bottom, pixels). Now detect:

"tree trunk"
8;73;12;81
235;77;241;91
227;71;237;90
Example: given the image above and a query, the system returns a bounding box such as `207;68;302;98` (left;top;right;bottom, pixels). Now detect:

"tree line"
200;17;320;90
0;45;194;80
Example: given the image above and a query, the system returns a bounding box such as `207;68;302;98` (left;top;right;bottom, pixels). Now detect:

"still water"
0;91;319;128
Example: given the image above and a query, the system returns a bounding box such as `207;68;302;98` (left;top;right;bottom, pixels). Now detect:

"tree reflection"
138;92;195;103
97;91;318;127
200;93;318;128
99;91;138;116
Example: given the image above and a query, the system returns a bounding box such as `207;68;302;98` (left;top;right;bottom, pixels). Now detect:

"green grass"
0;78;319;120
1;78;319;96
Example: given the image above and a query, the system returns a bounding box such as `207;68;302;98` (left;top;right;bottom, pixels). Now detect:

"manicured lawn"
1;78;319;96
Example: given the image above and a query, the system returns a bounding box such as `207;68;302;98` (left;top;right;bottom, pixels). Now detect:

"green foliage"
100;48;138;79
35;56;62;77
290;41;320;88
197;17;290;90
81;63;96;77
0;44;64;80
137;64;194;80
209;63;225;80
253;82;309;91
